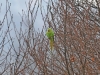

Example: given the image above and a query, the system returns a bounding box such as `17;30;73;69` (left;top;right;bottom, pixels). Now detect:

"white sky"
0;0;45;56
0;0;44;31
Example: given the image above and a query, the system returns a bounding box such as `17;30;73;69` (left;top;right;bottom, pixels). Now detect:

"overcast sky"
0;0;45;30
0;0;46;57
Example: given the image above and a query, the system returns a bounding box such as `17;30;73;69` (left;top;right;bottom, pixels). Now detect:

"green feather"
46;28;54;50
46;28;54;40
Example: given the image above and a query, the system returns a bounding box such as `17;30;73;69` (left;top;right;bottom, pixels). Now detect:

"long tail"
50;40;54;50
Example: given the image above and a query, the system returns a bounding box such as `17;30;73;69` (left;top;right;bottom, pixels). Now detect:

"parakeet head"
47;28;52;32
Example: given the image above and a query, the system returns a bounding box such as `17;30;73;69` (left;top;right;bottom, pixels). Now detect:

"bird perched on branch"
46;28;54;50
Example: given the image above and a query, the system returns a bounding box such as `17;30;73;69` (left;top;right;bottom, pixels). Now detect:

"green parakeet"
46;28;54;50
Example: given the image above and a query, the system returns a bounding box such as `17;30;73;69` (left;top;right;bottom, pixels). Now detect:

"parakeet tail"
50;40;54;50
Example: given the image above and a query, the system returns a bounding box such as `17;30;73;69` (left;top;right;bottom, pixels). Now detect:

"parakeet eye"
48;30;50;32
